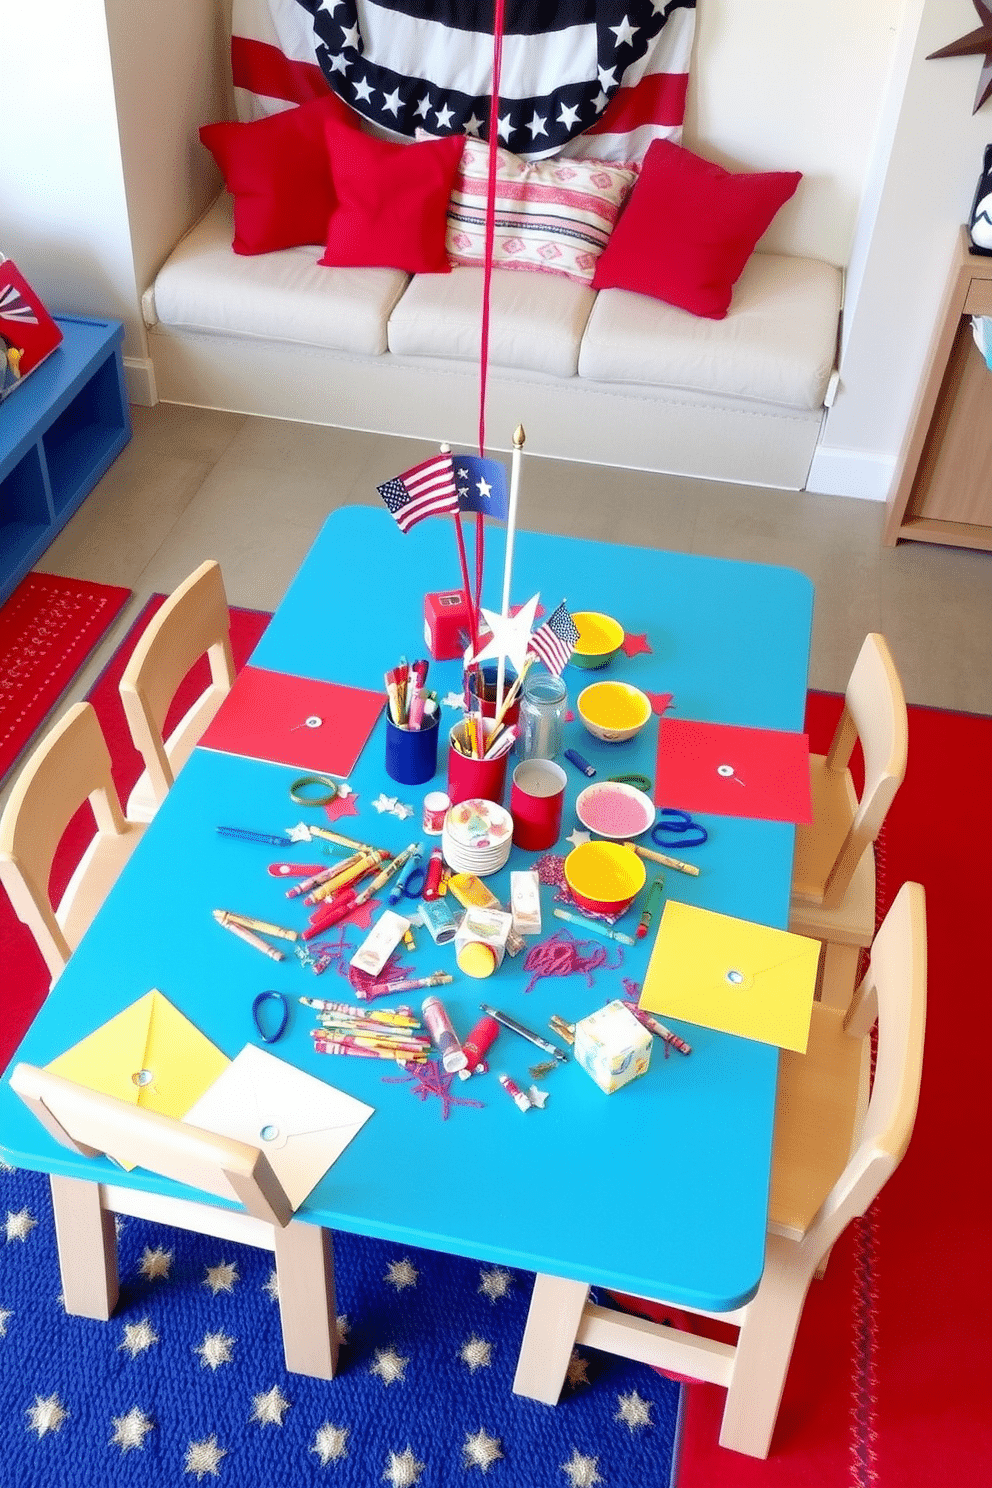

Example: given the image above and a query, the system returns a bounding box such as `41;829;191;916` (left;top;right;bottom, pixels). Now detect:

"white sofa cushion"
387;266;595;377
149;197;409;356
579;252;842;411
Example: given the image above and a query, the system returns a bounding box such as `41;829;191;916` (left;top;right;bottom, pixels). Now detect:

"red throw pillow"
320;122;464;273
199;94;355;255
592;140;802;319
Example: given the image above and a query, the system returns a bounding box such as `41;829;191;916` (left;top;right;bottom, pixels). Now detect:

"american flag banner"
231;0;695;163
453;455;509;522
528;600;580;676
377;452;459;533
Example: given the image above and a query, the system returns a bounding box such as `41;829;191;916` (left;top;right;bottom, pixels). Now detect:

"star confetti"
646;691;674;716
324;791;360;822
928;1;992;113
621;631;653;657
442;690;467;710
286;821;313;842
372;793;399;814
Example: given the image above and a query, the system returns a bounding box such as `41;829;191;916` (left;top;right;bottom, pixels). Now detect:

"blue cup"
385;714;439;786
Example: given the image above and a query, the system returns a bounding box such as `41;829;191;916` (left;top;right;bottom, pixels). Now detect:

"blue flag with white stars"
453;454;510;522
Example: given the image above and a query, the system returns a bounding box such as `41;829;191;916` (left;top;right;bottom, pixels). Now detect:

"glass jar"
518;672;568;760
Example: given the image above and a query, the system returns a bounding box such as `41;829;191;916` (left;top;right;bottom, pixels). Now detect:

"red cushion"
320;122;464;273
199;94;355;256
592;140;802;319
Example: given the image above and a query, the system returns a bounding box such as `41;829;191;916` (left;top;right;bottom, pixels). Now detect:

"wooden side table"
883;227;992;550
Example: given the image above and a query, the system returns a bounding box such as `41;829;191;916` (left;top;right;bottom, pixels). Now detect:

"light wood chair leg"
512;1273;589;1404
819;941;864;1010
49;1174;119;1320
273;1221;338;1379
718;1236;814;1458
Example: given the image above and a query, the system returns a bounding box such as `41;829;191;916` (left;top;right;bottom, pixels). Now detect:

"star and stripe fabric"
528;600;580;675
376;452;459;533
231;0;695;163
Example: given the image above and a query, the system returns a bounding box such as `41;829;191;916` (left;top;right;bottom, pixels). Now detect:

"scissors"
651;807;708;850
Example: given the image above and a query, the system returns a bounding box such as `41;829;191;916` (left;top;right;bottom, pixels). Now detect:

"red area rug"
0;597;269;1067
2;640;989;1485
0;573;130;782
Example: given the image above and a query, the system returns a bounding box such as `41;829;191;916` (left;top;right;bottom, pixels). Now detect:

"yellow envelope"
639;901;819;1052
46;989;230;1118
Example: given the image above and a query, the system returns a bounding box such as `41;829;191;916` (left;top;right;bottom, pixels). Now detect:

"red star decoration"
337;896;380;931
928;1;992;112
621;632;652;658
646;690;674;717
324;791;361;822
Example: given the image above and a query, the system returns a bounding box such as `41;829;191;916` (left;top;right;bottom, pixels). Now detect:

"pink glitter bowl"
575;780;656;841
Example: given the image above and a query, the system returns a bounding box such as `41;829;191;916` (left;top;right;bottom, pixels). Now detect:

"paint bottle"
422;994;467;1072
458;1013;501;1079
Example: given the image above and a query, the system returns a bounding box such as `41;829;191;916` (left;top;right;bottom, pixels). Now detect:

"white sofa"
143;192;842;488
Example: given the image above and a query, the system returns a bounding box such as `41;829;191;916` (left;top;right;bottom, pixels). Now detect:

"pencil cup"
385;714;439;786
510;759;568;851
467;663;520;725
447;718;509;806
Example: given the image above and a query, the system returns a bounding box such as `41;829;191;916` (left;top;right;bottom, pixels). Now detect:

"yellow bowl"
577;681;652;743
570;611;625;670
564;840;646;915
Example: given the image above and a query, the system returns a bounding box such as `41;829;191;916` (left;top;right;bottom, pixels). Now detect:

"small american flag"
377;453;459;533
527;600;579;676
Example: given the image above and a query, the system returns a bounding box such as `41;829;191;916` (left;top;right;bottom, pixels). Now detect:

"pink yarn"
522;929;623;994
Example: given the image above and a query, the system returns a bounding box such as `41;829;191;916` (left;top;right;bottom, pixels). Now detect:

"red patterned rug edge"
0;573;132;782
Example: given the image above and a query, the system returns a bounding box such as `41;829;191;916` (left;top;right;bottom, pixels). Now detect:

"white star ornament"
471;593;540;676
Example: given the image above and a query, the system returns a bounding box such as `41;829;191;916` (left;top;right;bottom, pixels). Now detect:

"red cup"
447;718;510;806
510;759;567;851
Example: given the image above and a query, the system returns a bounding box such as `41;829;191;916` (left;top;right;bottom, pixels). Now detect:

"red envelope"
654;716;812;824
200;666;384;777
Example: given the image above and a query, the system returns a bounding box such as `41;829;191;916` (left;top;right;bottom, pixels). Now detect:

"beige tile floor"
28;400;992;731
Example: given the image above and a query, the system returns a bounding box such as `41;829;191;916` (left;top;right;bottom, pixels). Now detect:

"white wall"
0;0;139;349
809;0;992;500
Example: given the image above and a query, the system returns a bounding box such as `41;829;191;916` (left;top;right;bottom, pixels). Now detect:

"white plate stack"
442;797;514;877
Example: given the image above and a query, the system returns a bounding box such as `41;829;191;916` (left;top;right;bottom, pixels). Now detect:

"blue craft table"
0;508;813;1314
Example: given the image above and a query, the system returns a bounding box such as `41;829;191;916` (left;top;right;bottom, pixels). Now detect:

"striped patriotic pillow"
446;138;637;285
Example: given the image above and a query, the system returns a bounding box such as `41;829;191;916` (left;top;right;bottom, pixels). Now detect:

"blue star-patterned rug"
0;1163;680;1486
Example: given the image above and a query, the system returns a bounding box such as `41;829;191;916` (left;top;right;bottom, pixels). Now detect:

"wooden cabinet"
884;228;992;549
0;316;131;604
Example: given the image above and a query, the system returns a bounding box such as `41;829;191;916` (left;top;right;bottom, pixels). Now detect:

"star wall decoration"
185;1435;228;1479
4;1208;37;1243
250;1384;291;1426
25;1394;68;1437
110;1405;155;1452
324;789;360;822
928;1;992;112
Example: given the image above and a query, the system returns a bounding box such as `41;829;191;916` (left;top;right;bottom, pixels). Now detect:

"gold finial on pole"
513;424;526;448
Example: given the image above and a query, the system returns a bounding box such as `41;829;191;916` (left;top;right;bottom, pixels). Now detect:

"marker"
388;849;423;905
479;1004;568;1063
636;876;665;940
564;748;596;777
552;907;636;947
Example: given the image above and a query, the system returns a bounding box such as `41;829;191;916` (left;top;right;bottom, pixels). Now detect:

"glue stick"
421;994;467;1072
457;1013;500;1078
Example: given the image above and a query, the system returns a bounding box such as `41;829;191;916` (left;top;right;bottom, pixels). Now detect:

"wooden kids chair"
9;1063;339;1380
119;560;235;822
511;882;926;1458
0;702;145;985
789;633;908;1008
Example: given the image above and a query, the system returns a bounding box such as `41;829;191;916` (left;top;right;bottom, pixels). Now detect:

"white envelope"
182;1044;374;1211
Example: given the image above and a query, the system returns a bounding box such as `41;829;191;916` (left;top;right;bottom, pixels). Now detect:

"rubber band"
288;774;339;806
252;990;289;1044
